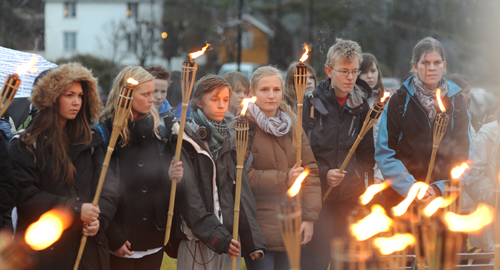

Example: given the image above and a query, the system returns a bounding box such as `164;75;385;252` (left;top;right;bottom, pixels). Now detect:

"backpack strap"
93;123;110;152
397;88;407;117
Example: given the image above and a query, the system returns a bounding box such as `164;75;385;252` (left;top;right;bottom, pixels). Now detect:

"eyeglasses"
330;67;361;77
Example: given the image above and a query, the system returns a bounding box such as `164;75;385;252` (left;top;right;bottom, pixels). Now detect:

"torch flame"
351;205;393;241
381;91;390;103
436;88;446;113
451;162;469;180
189;43;211;60
299;44;310;63
359;180;391;205
240;96;257;116
423;193;457;217
374;234;415;255
444;203;494;232
392;182;429;216
127;78;139;86
15;56;38;75
25;209;72;251
287;170;309;197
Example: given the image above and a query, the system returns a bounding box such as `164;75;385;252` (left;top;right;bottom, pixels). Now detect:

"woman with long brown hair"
99;66;183;270
9;62;118;269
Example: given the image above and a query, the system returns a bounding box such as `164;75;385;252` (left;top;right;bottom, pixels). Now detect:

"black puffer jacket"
172;121;266;255
303;78;375;202
10;131;118;270
104;117;174;252
0;138;16;216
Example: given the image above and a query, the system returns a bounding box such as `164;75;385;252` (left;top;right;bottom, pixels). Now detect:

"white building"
44;0;166;66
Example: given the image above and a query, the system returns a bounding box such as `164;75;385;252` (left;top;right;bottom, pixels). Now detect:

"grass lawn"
161;254;247;270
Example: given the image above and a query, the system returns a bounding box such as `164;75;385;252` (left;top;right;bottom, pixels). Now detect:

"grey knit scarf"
412;75;448;122
248;103;292;137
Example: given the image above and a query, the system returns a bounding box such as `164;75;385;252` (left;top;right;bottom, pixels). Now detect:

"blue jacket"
158;99;172;116
375;76;472;205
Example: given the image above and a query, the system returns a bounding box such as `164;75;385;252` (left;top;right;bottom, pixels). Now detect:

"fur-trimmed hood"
30;62;101;120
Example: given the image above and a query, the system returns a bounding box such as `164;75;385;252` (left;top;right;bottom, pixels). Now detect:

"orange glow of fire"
189;43;211;60
287;170;309;197
299;44;310;62
451;163;469;181
436;88;446;113
127;78;139;85
15;56;38;75
444;203;494;232
25;209;72;251
374;234;415;255
351;205;393;241
360;180;391;205
240;96;257;116
423;193;457;217
392;182;429;216
381;91;391;103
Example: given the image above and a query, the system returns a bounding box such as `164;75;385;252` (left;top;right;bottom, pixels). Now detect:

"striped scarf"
248;103;292;137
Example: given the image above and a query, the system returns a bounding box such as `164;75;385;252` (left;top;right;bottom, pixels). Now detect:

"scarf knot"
412;75;449;122
248;103;292;137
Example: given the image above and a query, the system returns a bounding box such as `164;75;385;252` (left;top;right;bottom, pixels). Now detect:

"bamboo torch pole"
323;91;390;202
164;43;210;246
73;77;139;270
231;97;256;270
424;89;449;184
294;44;310;168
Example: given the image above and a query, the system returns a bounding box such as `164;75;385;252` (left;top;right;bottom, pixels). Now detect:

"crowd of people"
0;36;499;270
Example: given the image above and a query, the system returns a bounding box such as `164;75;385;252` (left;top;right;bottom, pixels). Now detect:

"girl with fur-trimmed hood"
9;62;118;270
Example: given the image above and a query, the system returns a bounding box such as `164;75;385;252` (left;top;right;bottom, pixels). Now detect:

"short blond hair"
325;38;363;67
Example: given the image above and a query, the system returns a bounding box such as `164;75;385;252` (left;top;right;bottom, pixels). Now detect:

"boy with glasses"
301;38;375;270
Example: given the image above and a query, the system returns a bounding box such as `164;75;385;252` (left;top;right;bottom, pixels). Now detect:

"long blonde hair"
251;66;298;147
99;66;159;146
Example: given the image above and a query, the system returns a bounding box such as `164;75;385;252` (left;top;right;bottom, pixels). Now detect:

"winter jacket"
463;121;499;251
10;131;118;270
375;76;472;205
0;138;16;216
303;78;375;202
173;121;266;255
104;117;174;252
246;112;321;252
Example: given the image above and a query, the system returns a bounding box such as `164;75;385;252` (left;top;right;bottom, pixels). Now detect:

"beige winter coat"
246;112;322;252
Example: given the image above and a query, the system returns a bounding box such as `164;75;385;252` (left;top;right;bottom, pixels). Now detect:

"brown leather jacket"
246;112;322;251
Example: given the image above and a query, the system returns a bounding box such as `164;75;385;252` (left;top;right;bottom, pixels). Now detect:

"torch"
495;173;500;270
73;77;139;270
278;170;309;270
323;91;391;201
0;56;38;118
446;163;468;214
231;97;256;270
294;44;310;168
164;43;211;246
373;233;415;270
424;89;449;184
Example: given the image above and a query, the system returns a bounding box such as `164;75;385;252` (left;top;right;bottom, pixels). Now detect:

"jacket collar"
402;75;462;97
314;78;365;109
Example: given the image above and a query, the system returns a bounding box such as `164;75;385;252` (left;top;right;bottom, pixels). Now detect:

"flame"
189;43;211;60
240;96;257;116
351;205;393;241
360;180;391;205
392;182;429;216
381;91;391;103
287;170;309;197
374;234;415;255
25;209;72;251
127;78;139;86
451;163;469;180
15;56;38;75
444;203;494;232
299;44;310;62
436;88;446;113
423;193;458;217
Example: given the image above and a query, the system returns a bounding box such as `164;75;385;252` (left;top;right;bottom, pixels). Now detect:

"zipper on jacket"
402;87;431;127
348;116;356;137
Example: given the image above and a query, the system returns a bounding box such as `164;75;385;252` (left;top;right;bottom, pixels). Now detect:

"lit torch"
374;233;415;270
351;205;393;241
278;170;309;270
164;43;211;246
447;163;468;214
294;44;310;168
25;209;72;251
231;97;256;270
74;77;139;270
359;180;391;206
0;56;38;118
323;91;391;201
424;89;449;184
